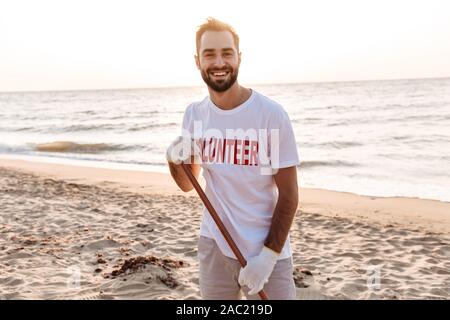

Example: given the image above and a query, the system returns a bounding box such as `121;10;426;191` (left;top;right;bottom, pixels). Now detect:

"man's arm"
168;156;201;192
264;166;299;253
238;166;299;294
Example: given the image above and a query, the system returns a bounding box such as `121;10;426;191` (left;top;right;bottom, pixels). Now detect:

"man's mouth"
210;71;230;78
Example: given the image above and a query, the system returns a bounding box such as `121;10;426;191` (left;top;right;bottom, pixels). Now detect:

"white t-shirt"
182;89;300;260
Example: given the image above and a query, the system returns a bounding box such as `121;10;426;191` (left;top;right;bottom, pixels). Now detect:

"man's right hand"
166;136;201;165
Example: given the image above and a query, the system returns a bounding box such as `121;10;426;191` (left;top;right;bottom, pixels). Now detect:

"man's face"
196;30;241;92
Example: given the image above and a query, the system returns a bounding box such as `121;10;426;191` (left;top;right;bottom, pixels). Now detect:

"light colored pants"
198;236;297;300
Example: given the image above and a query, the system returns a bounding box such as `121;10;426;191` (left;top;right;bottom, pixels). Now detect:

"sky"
1;0;450;92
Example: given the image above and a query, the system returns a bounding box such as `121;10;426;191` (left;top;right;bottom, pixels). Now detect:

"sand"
0;157;449;300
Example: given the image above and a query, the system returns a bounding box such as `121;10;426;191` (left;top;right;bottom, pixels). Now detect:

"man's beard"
200;66;239;93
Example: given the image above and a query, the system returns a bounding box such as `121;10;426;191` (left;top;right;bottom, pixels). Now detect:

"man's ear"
194;54;200;70
238;52;242;67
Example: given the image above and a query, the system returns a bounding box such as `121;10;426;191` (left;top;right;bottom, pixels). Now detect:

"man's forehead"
199;30;236;52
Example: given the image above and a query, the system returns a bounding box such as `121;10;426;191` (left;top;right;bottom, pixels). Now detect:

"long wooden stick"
181;162;269;300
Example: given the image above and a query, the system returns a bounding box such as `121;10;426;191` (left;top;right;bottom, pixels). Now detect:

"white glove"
166;136;200;164
238;246;279;295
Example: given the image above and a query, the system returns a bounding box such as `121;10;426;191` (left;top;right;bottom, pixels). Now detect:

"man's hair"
196;17;240;55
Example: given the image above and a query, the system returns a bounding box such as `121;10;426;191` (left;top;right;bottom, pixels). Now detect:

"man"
166;17;299;300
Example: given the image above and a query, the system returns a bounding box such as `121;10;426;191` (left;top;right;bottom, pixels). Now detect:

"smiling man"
166;17;299;300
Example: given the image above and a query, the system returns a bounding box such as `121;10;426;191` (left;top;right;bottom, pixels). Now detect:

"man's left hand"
238;246;279;295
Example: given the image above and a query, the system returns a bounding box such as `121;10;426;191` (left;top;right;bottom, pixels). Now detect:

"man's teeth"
212;72;228;76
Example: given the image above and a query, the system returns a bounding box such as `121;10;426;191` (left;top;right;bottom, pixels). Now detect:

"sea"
1;77;449;202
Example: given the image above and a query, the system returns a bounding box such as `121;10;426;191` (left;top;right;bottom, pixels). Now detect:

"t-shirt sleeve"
269;110;300;169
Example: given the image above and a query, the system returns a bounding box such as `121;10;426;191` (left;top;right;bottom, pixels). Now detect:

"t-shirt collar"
208;89;255;115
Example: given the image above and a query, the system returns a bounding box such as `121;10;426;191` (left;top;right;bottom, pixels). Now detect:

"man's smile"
210;70;230;79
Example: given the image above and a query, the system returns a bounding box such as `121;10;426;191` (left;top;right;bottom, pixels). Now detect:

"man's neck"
208;82;252;110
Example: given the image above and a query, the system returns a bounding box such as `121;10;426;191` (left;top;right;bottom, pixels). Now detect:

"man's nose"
214;55;226;68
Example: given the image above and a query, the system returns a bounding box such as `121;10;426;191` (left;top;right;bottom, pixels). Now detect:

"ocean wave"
13;126;36;132
33;141;134;154
320;141;362;148
60;124;121;132
74;110;97;115
291;117;322;123
382;135;450;145
300;160;359;169
3;123;123;132
390;114;449;122
8;121;178;133
128;122;178;131
391;135;412;141
0;143;31;154
300;141;362;149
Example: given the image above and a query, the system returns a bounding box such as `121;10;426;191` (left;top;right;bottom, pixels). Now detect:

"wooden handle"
181;162;269;300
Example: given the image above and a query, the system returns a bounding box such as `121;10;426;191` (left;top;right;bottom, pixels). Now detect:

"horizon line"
1;75;449;94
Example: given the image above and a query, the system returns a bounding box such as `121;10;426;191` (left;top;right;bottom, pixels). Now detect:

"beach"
0;157;449;300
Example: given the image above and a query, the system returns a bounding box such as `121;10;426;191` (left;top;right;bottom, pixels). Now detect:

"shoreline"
1;157;449;234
